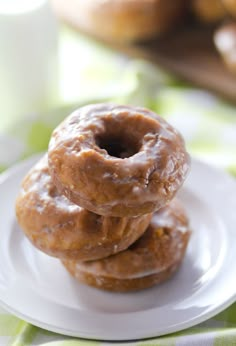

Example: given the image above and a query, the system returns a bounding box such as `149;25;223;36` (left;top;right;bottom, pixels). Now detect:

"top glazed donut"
48;104;190;217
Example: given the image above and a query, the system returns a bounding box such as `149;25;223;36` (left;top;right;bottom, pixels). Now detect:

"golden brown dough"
51;0;187;42
64;262;183;292
15;155;152;261
48;104;190;217
214;22;236;74
62;199;191;292
222;0;236;17
191;0;227;23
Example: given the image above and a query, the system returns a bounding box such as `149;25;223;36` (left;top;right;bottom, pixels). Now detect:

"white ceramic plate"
0;155;236;341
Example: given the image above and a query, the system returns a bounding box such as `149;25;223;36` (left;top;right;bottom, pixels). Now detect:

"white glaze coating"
16;155;152;261
64;199;191;279
48;103;190;217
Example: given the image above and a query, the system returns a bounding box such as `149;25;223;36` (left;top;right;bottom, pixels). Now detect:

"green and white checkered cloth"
0;27;236;346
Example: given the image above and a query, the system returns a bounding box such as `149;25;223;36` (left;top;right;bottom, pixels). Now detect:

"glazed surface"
64;260;182;292
15;155;152;261
62;199;191;291
48;103;190;217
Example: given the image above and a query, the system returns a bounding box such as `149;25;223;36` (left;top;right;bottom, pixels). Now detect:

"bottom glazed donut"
62;199;191;292
63;258;183;292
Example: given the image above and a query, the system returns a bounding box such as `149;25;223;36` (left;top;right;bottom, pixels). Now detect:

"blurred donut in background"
50;0;236;80
191;0;227;24
222;0;236;18
51;0;187;42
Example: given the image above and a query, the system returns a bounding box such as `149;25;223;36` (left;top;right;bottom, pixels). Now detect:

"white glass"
0;0;58;130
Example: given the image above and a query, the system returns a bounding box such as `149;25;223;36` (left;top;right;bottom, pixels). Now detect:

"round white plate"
0;155;236;341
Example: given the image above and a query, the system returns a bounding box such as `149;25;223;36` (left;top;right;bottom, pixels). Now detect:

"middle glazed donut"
48;103;190;217
15;155;152;261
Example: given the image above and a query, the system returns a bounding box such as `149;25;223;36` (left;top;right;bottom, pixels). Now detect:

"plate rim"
1;294;236;341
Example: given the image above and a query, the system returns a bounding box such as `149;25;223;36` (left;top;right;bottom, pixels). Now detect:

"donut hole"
96;134;140;159
94;110;160;159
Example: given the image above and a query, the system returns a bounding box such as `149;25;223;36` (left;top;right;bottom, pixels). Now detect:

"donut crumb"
155;228;164;237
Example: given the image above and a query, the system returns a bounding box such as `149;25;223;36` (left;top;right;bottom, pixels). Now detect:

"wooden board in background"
54;0;236;105
107;27;236;104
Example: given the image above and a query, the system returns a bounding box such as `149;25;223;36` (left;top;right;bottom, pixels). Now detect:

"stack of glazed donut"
16;103;191;292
